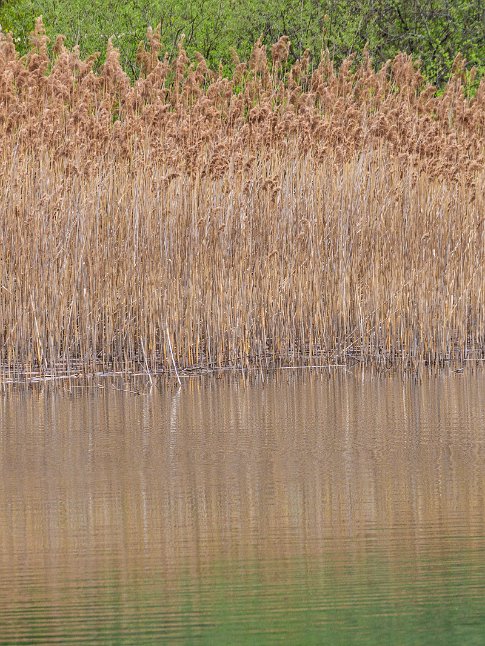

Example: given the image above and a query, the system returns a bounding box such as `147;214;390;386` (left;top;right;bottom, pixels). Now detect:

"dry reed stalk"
0;22;484;377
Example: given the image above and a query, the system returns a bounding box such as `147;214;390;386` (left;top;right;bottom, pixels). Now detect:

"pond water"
1;372;484;644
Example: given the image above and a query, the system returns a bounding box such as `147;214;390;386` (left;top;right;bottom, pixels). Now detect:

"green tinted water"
1;373;484;644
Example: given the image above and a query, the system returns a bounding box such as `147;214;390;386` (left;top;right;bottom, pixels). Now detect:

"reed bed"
1;20;484;377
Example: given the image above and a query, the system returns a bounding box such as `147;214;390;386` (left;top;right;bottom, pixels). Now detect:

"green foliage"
0;0;483;84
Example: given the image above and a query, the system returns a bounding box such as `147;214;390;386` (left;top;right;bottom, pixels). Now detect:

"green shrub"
0;0;483;84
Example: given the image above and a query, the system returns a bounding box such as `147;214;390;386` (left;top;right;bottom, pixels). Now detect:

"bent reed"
1;20;484;378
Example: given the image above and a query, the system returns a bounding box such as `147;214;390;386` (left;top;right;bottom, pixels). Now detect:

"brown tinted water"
0;372;484;644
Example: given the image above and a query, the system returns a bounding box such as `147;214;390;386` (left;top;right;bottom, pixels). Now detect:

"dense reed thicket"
1;20;484;377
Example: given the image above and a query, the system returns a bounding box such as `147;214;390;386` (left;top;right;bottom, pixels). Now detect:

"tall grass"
1;20;484;377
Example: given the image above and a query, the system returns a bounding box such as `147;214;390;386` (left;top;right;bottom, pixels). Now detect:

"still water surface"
1;373;484;644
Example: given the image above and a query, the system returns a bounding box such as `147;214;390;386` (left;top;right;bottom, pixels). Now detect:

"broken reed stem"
0;23;484;377
140;337;153;386
166;325;182;387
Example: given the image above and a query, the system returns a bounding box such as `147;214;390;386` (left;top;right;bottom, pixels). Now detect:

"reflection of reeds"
0;20;484;375
1;375;484;578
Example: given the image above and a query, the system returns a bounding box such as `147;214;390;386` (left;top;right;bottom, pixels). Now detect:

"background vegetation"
0;0;484;84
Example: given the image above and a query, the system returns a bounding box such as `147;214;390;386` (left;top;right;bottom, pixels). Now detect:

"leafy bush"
0;0;483;84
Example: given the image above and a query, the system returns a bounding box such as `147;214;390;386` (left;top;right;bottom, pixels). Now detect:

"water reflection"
0;373;484;643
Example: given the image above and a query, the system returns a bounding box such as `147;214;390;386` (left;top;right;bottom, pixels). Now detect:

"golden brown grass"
0;20;484;377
